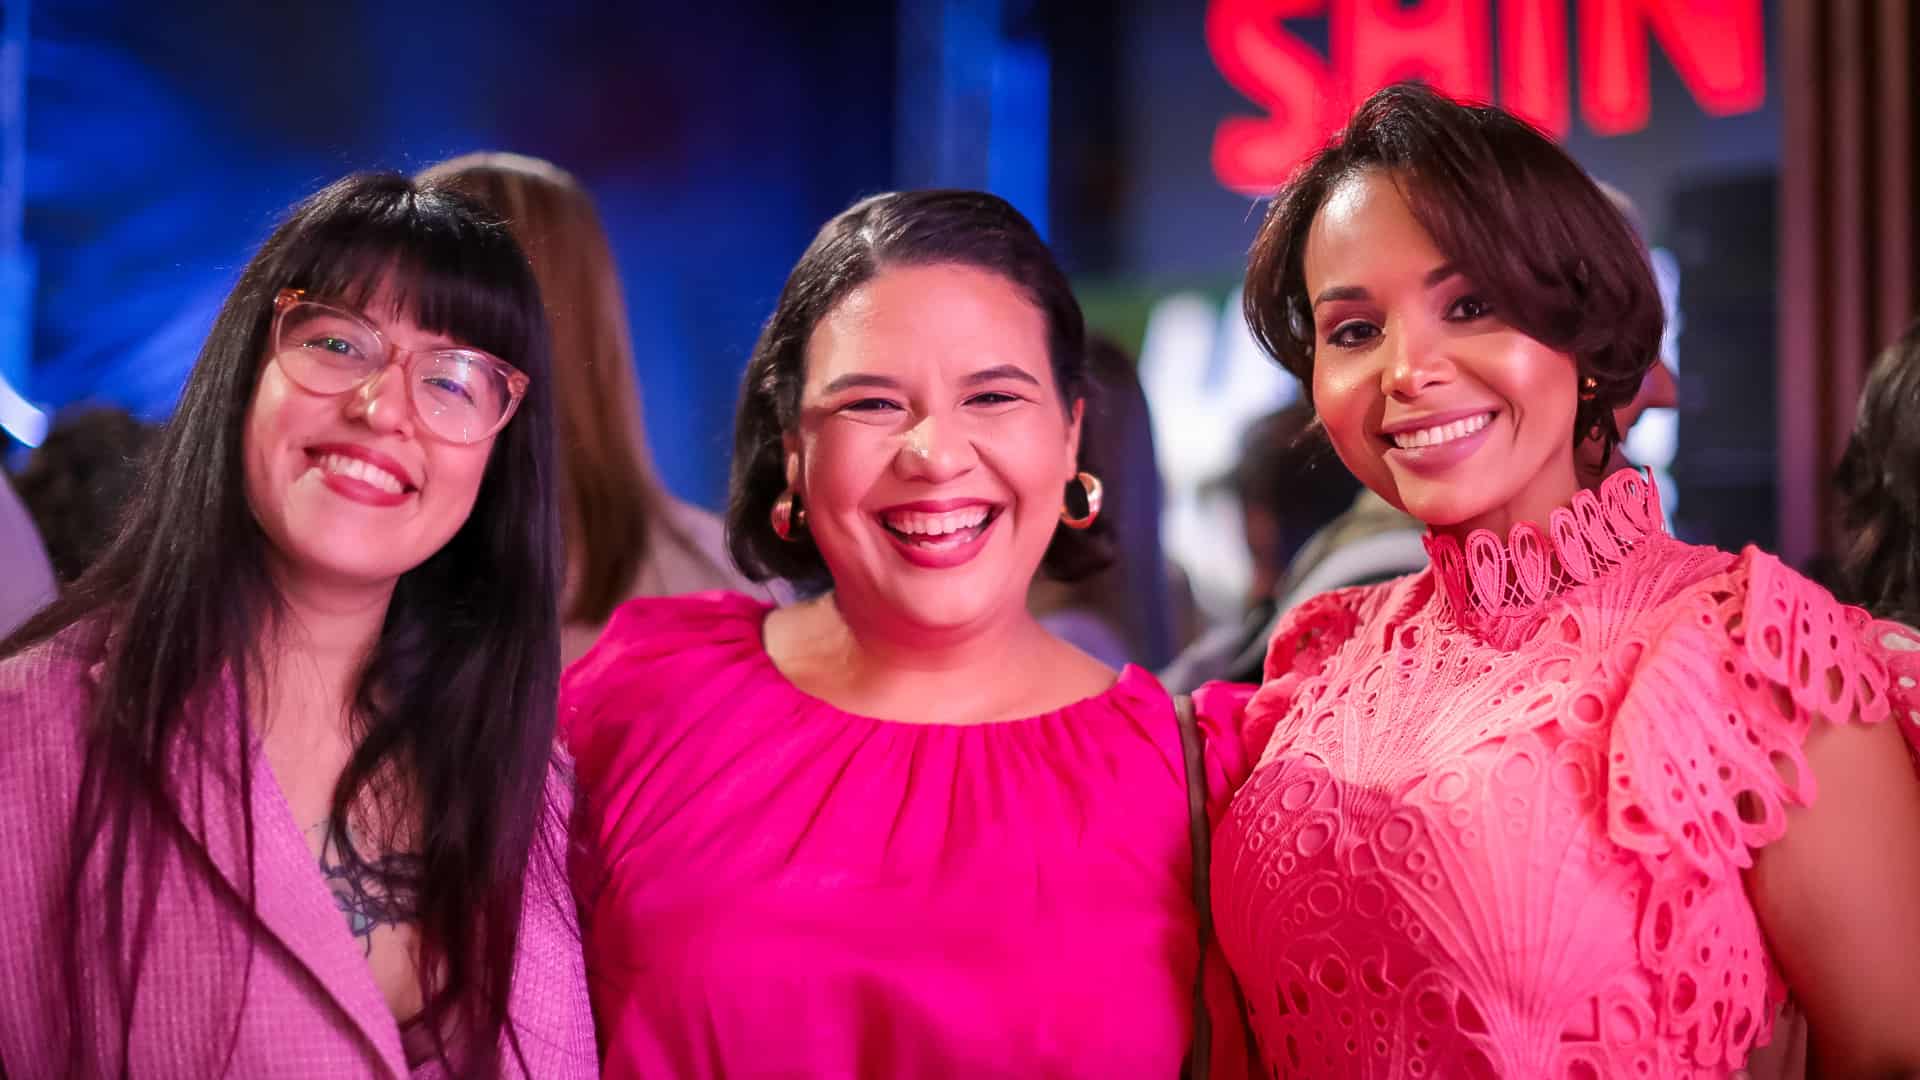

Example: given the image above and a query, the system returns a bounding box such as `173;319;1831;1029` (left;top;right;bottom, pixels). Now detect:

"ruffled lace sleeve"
1606;548;1894;873
1192;588;1372;819
1867;618;1920;765
1601;549;1899;1067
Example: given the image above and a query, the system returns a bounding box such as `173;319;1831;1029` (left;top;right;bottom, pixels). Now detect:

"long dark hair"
1;173;562;1074
1242;81;1665;464
727;188;1111;588
1834;317;1920;625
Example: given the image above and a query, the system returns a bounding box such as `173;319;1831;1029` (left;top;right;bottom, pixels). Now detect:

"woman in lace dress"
1200;82;1920;1078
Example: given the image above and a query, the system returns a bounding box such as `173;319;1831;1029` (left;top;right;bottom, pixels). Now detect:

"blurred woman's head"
13;406;159;585
1230;403;1360;600
729;189;1109;636
1242;82;1664;535
5;171;561;1073
420;151;665;627
1835;318;1920;625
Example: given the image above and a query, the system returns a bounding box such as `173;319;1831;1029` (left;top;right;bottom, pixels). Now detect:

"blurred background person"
11;405;158;587
421;152;773;666
1584;182;1681;487
1162;402;1367;690
1029;334;1178;668
0;464;55;637
1833;317;1920;628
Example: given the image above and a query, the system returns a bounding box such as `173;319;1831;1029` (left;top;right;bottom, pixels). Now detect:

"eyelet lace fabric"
1211;469;1902;1078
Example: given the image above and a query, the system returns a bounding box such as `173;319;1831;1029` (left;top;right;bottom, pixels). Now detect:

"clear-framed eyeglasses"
270;288;530;445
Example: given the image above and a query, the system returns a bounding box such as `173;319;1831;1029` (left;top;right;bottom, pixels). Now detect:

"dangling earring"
1576;376;1604;440
771;490;806;540
1060;472;1103;529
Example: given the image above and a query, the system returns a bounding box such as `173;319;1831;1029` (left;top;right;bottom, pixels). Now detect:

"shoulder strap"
1174;692;1214;1079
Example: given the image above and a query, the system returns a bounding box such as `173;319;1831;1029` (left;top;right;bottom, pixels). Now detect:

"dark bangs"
271;179;544;377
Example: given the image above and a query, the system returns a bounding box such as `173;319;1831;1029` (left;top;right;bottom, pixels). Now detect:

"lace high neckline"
1422;467;1666;640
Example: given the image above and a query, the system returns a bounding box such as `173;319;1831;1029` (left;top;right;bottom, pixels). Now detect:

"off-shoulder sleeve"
1192;589;1370;821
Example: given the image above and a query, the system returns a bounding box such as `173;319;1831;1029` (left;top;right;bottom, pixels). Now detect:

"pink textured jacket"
0;625;598;1078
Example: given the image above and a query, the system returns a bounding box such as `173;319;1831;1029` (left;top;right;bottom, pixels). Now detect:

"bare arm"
1747;716;1920;1077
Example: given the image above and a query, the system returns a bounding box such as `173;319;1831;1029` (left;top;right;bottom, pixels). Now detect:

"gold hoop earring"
1060;472;1103;530
1578;375;1598;402
771;491;805;541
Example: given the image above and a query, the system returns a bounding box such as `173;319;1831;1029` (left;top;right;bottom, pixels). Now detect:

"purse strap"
1174;692;1215;1079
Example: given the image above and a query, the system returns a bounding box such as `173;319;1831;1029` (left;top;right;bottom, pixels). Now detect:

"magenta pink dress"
561;592;1251;1078
1201;469;1920;1078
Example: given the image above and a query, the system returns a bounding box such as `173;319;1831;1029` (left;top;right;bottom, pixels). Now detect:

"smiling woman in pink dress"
562;189;1249;1077
1199;82;1920;1078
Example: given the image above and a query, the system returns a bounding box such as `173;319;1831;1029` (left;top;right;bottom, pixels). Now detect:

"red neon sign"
1209;0;1766;195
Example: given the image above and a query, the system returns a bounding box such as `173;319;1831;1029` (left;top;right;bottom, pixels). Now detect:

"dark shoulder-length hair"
2;172;562;1075
1242;81;1665;460
727;188;1110;587
1834;317;1920;625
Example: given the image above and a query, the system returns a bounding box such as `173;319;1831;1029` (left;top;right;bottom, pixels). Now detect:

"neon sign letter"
1579;0;1765;135
1206;0;1336;198
1209;0;1766;194
1334;0;1491;114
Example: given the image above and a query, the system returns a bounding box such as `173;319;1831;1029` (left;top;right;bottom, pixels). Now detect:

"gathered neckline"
739;599;1156;730
1421;468;1667;641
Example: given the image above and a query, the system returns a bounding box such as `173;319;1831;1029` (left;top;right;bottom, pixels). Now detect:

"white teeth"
316;452;406;495
883;506;991;538
1390;412;1492;450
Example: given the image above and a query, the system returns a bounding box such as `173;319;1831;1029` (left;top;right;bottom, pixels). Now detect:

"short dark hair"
1242;81;1665;458
1834;317;1920;625
727;189;1110;586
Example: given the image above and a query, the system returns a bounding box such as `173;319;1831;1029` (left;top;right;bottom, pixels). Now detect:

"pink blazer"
0;626;597;1078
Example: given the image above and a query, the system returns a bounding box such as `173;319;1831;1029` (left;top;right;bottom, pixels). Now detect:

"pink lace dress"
1202;468;1919;1078
561;592;1251;1078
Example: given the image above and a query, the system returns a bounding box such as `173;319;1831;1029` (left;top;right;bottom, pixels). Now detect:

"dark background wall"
21;0;1784;554
26;0;896;506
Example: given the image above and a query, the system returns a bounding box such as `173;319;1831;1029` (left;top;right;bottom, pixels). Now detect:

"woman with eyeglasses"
0;174;594;1076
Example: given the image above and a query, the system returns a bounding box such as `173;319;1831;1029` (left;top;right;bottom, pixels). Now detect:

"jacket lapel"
162;687;411;1078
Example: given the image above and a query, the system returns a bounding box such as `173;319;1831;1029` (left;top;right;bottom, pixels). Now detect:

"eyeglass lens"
275;302;513;443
